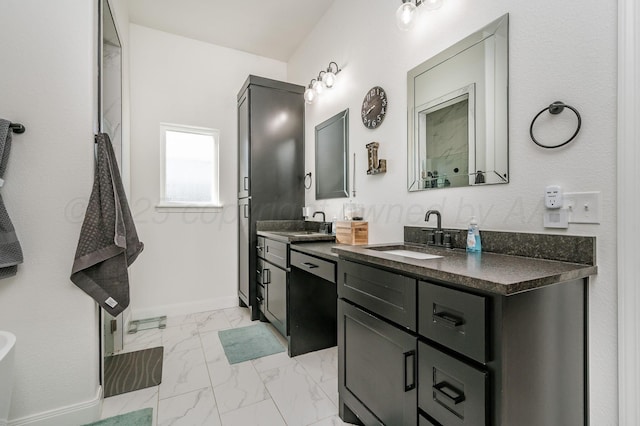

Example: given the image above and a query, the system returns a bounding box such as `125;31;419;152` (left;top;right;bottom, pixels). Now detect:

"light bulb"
312;79;325;95
322;71;336;88
304;87;316;104
396;1;417;31
422;0;443;10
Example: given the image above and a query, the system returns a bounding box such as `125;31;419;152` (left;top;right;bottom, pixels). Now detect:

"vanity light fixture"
304;79;318;104
312;72;326;95
304;62;342;104
396;0;443;31
322;62;341;88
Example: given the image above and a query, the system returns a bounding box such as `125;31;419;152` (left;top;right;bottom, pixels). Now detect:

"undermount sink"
367;244;444;260
270;230;332;239
381;249;442;260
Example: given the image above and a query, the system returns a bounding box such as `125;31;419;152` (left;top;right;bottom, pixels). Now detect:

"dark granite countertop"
290;241;340;261
332;243;597;296
257;230;335;243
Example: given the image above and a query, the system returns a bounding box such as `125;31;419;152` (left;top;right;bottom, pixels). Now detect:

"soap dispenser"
466;216;482;253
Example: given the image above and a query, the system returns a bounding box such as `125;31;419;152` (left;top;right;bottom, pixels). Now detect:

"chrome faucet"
425;210;444;246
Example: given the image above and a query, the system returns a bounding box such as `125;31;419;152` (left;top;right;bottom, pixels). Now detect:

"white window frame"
157;122;222;212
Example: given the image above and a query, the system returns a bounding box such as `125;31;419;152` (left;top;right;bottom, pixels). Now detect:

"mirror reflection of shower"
418;84;475;189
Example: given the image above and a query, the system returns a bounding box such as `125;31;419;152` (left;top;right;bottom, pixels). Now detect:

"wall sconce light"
304;61;342;104
396;0;443;31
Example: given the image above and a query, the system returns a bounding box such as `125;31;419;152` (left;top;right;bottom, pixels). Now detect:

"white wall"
128;25;288;319
288;0;617;423
0;0;102;424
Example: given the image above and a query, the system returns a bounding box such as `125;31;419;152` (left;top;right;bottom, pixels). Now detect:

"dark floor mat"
104;347;163;398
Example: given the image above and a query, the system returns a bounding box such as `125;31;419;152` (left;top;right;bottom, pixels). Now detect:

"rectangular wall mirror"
315;109;349;199
407;13;509;191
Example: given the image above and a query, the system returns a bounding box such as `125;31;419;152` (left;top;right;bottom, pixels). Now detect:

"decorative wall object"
366;142;387;175
361;86;388;129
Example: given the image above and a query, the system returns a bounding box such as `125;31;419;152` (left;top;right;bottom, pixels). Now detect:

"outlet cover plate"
564;192;601;224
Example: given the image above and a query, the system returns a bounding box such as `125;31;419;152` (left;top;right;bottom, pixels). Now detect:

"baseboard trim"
9;386;102;426
131;296;239;321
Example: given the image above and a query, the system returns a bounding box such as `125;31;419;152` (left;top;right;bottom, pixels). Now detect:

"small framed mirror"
315;109;349;199
408;14;509;191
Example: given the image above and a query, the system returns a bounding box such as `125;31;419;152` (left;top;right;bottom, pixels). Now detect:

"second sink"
382;249;442;260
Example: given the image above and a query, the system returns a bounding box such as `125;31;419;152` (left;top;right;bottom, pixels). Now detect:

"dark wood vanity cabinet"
256;237;288;337
338;259;587;426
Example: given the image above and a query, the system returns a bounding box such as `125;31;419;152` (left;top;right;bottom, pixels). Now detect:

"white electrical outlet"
545;185;563;209
564;192;601;224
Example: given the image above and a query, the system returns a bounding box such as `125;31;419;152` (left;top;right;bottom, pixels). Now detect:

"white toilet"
0;331;16;426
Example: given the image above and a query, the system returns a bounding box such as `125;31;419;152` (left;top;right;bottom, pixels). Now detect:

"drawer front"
419;413;440;426
338;260;416;331
291;250;336;283
419;281;487;363
419;342;487;426
264;238;288;269
257;236;265;259
256;283;265;313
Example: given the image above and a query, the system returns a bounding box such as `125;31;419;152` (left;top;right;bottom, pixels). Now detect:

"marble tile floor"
101;306;354;426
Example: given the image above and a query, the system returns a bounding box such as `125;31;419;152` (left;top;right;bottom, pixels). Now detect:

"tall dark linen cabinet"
237;76;305;320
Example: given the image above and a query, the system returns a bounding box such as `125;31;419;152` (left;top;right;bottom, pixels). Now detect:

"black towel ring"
9;122;25;134
529;101;581;149
304;172;312;189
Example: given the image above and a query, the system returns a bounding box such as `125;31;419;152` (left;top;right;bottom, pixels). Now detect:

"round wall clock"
361;86;388;129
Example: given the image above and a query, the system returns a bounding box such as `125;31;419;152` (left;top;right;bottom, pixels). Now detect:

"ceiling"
128;0;335;62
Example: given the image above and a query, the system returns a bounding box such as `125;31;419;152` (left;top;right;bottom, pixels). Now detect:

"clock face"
361;86;387;129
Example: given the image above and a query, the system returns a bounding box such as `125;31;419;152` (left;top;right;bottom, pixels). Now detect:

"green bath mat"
218;324;285;364
83;408;152;426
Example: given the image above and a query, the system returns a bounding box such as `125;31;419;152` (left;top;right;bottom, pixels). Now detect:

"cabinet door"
238;90;250;198
339;300;417;426
263;262;288;337
238;198;250;303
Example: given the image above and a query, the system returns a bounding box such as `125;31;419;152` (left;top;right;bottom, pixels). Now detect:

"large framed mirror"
315;109;349;199
408;13;509;191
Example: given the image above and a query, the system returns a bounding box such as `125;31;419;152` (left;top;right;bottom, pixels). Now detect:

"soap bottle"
466;216;482;253
331;216;337;235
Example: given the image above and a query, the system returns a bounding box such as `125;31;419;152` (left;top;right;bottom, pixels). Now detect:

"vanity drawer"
419;281;487;363
419;413;440;426
264;238;288;269
338;260;416;331
290;250;336;283
419;341;487;426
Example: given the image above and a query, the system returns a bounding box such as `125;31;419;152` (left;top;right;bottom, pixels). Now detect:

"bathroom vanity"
334;235;596;426
256;222;338;356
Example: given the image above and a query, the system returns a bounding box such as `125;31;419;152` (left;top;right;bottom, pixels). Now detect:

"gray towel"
71;133;143;316
0;119;24;279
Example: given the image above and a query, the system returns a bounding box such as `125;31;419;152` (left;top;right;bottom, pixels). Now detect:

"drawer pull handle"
403;350;416;392
262;269;271;285
256;296;264;303
433;311;464;328
243;204;249;218
302;262;319;269
256;246;263;251
433;381;465;405
243;176;249;191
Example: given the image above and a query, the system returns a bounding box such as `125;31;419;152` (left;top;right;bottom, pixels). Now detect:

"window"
158;123;221;211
